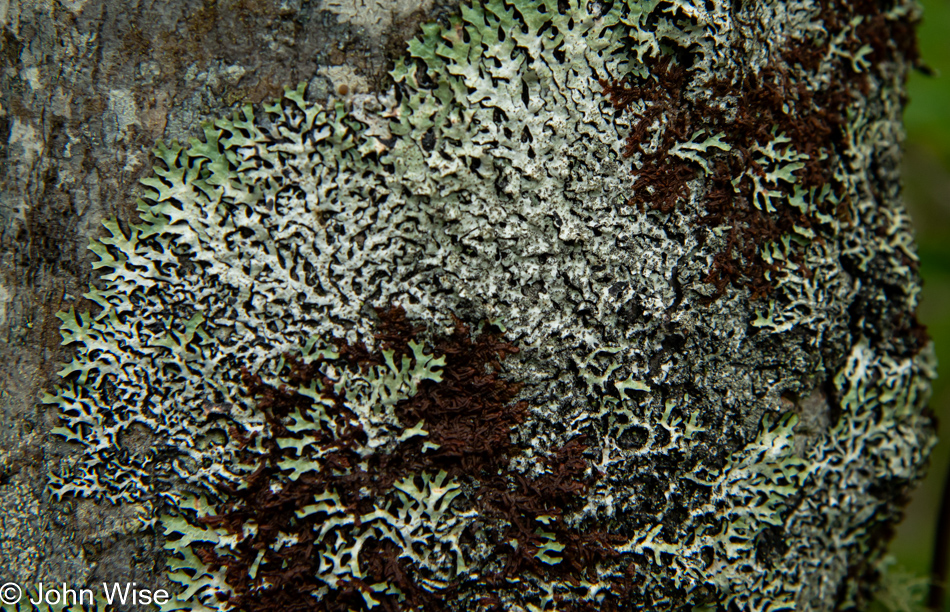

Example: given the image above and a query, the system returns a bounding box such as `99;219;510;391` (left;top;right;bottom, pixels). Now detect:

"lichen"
45;0;933;609
321;0;436;38
153;309;622;610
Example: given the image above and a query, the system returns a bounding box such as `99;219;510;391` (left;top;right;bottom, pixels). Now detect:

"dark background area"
889;0;950;603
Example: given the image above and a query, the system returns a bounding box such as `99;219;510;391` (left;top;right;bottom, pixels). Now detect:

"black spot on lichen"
421;129;436;152
754;525;789;568
617;425;649;450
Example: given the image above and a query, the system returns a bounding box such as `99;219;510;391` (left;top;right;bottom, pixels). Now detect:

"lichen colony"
41;0;934;610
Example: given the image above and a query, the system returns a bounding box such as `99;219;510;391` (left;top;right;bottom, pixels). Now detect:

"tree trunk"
0;0;933;610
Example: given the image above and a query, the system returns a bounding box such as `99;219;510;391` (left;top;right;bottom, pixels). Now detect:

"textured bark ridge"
1;0;935;610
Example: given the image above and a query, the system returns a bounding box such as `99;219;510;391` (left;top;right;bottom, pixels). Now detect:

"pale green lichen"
155;339;473;611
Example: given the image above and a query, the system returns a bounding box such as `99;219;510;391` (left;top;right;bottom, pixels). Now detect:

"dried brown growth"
601;55;696;216
188;308;627;611
602;0;921;300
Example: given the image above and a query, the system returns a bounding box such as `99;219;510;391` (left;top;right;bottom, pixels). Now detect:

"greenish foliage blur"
884;0;950;609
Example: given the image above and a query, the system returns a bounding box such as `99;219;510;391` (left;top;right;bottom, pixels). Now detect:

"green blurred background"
887;0;950;605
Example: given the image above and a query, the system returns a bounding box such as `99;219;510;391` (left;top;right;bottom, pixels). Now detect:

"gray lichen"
42;0;934;609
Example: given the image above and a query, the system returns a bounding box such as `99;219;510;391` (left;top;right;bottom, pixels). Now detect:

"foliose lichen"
44;0;934;609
